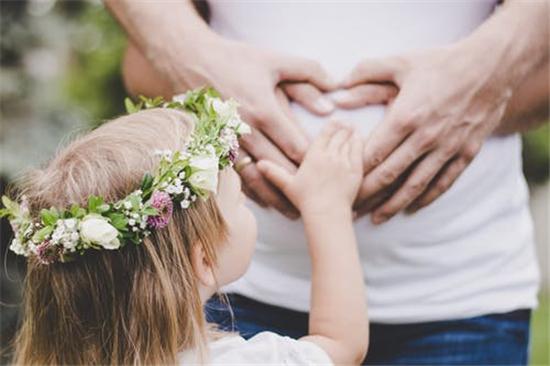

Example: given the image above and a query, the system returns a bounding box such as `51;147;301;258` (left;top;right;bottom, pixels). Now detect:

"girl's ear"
190;244;216;289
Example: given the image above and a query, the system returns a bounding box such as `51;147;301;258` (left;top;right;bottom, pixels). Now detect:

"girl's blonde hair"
12;108;227;365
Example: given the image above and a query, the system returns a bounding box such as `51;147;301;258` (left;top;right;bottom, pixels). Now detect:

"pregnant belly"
290;95;387;139
249;99;526;257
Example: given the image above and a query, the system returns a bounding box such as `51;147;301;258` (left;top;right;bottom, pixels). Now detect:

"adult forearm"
302;209;368;364
496;61;549;135
105;0;218;90
458;0;548;96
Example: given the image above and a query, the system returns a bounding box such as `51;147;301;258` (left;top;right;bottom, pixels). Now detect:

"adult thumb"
344;57;404;88
275;55;337;91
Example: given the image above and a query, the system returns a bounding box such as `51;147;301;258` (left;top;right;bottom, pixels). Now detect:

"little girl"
2;89;368;364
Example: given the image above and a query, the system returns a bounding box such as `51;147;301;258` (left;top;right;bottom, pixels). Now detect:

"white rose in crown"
188;150;220;193
79;214;121;250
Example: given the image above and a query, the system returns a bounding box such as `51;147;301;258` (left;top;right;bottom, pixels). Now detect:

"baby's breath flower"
9;236;27;256
1;87;252;264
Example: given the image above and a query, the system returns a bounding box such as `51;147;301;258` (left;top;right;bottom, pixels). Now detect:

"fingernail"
405;205;419;214
331;90;352;104
372;214;388;225
286;211;300;220
342;74;354;87
314;97;334;114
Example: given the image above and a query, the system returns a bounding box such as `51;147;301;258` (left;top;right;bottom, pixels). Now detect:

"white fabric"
178;331;332;365
209;1;540;323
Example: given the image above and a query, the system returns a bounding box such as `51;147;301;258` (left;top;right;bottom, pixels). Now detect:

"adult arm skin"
337;0;549;222
495;61;549;135
105;0;338;219
340;60;549;215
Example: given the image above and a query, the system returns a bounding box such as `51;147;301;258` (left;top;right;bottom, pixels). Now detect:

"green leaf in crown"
0;87;251;264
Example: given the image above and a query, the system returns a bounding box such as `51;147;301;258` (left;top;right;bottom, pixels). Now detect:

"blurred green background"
0;1;548;364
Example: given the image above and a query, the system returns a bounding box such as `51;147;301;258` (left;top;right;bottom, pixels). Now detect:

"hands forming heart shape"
124;34;520;223
212;39;511;223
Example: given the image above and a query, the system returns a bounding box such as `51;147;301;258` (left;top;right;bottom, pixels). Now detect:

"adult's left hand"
339;45;514;224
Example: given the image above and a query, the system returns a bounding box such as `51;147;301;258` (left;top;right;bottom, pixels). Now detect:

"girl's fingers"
239;161;298;219
349;132;363;172
240;127;297;173
327;125;352;152
256;160;293;193
313;121;341;149
341;136;351;157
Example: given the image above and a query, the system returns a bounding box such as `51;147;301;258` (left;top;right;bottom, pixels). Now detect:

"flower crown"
0;88;251;264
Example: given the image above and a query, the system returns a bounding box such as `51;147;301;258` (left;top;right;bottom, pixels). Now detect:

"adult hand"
166;36;337;161
238;81;399;219
343;45;514;224
122;40;338;218
235;88;302;219
164;37;339;218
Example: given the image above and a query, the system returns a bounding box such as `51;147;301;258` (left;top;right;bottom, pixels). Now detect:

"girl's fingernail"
314;98;334;114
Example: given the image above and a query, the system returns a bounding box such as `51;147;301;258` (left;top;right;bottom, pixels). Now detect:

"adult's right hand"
167;36;338;218
204;40;335;219
160;35;337;163
124;32;337;218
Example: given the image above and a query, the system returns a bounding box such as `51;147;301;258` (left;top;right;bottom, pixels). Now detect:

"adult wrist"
142;25;223;91
456;2;547;91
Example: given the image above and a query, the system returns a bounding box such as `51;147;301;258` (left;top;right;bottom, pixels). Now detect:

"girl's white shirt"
178;331;332;364
209;1;540;323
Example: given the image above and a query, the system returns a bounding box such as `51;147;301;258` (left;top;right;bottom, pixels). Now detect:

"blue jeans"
206;294;531;365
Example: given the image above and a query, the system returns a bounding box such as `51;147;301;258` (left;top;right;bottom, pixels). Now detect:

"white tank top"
210;1;539;323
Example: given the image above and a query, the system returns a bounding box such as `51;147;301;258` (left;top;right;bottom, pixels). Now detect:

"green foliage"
63;4;126;123
522;124;549;184
2;88;251;263
0;196;19;218
107;213;128;231
530;291;549;365
40;208;59;226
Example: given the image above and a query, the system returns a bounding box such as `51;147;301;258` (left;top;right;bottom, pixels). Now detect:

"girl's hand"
257;122;363;215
